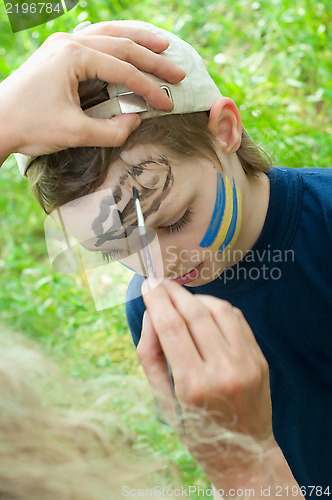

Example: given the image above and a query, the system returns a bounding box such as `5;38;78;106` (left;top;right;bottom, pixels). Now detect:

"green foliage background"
0;0;331;494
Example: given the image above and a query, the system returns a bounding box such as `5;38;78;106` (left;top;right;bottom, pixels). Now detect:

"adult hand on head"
0;21;185;162
138;279;295;491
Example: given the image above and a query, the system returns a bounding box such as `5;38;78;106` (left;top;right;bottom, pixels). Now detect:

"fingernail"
142;311;147;329
142;310;151;330
141;277;162;294
156;36;169;45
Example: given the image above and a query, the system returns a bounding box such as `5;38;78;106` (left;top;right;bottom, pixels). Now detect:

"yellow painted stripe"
221;187;242;259
210;176;233;253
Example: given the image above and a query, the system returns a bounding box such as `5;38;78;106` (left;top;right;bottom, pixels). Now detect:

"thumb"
140;310;161;354
139;311;175;423
75;112;142;147
142;310;152;333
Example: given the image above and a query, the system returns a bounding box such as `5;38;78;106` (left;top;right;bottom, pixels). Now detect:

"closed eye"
159;208;193;234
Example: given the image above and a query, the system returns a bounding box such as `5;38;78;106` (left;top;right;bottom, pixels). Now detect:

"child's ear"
208;97;242;154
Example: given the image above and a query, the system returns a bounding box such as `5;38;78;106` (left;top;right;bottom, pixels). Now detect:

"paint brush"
132;187;185;437
133;187;156;279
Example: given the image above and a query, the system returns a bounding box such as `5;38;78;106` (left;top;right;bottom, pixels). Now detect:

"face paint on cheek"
199;173;242;255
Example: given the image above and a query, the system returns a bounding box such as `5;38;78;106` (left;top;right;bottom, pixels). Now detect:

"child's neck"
225;157;271;268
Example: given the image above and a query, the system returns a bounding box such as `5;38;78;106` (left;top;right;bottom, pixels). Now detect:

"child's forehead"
100;144;173;195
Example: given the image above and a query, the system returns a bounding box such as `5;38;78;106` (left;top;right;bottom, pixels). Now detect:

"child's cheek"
199;173;242;256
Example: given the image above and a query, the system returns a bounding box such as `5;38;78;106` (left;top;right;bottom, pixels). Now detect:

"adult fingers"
142;280;203;377
137;311;178;424
73;21;170;53
72;46;175;111
67;112;141;148
195;295;270;382
71;35;185;83
195;294;264;355
160;280;231;361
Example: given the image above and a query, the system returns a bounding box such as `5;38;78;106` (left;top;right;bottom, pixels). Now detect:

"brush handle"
166;358;185;437
138;227;157;278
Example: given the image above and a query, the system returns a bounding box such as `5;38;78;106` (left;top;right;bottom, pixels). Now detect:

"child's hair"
27;80;271;215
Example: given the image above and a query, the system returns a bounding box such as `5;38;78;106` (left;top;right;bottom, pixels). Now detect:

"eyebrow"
91;156;174;248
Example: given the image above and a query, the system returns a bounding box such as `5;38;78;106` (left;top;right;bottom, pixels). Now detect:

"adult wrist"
0;81;21;159
206;441;300;494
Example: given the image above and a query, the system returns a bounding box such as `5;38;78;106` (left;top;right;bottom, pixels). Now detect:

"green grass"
0;0;331;496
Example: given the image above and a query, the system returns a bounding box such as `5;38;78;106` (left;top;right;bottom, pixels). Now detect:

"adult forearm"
0;86;17;166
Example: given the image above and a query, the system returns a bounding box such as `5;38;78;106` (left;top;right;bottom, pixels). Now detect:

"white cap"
15;20;222;176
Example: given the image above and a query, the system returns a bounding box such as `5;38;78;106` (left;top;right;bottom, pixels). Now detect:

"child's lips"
172;262;204;285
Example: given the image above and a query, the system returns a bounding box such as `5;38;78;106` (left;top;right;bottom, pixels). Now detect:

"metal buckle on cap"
160;85;174;113
84;86;173;119
117;86;173;114
161;85;174;112
117;92;149;114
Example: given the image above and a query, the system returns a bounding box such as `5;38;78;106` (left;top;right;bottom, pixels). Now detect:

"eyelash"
101;209;193;258
161;208;193;234
102;250;123;262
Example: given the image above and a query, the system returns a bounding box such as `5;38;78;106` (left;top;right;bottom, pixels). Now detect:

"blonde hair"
0;327;164;500
0;325;279;500
27;80;271;215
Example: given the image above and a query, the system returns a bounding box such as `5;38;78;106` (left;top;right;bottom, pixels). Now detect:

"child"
0;31;273;497
18;20;332;494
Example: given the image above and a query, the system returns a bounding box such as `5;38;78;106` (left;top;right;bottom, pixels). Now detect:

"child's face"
55;144;242;286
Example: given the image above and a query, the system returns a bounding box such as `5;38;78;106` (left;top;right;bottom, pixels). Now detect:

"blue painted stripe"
217;180;238;253
200;173;226;248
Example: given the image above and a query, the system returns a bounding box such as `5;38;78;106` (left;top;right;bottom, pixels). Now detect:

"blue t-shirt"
126;167;332;493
